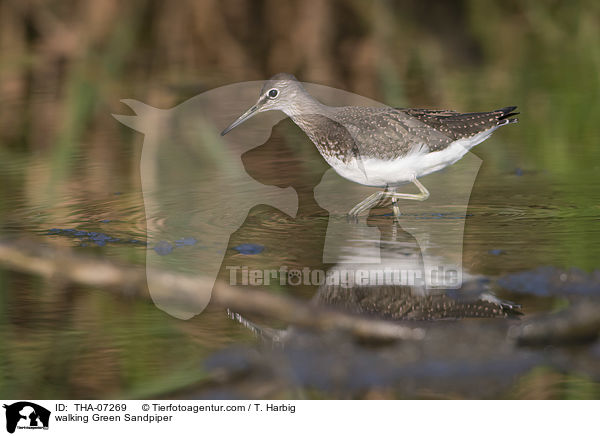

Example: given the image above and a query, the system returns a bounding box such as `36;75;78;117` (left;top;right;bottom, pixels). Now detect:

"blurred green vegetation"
0;0;598;192
1;0;598;228
0;0;598;399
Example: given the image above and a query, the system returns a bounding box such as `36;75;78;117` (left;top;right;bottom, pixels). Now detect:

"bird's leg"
383;176;430;219
347;177;429;220
387;187;401;219
387;176;430;202
347;191;386;219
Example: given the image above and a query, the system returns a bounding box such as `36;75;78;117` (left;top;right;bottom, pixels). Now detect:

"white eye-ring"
267;88;279;99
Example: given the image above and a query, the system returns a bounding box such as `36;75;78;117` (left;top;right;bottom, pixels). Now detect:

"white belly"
326;127;497;187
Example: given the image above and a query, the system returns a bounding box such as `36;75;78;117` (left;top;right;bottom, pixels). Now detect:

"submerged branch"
0;239;424;342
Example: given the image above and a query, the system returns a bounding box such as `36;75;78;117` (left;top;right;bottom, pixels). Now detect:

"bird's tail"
497;106;519;126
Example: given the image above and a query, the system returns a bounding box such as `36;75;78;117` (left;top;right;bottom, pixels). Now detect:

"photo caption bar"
1;400;594;436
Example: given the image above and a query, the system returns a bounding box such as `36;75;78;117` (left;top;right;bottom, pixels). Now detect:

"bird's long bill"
220;103;260;136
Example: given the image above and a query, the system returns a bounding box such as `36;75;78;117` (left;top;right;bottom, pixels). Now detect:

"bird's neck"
285;92;334;137
285;91;330;120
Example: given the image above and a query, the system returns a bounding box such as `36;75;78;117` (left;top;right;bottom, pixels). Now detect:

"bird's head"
221;73;304;135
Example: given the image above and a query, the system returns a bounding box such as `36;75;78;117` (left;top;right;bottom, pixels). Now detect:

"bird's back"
334;106;518;158
400;107;518;143
292;105;518;162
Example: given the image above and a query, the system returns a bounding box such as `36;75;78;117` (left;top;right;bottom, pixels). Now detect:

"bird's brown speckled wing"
399;107;519;142
294;106;518;162
330;107;455;159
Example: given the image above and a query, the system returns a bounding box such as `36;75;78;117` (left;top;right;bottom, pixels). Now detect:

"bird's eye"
268;89;279;98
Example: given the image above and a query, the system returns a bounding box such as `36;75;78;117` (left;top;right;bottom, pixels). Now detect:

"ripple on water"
498;266;600;297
